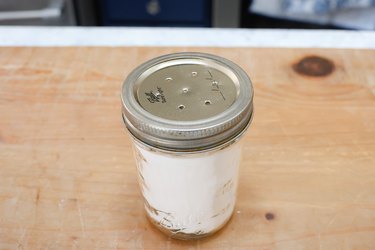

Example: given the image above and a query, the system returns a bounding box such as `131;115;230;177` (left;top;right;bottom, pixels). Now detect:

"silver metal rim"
123;108;253;154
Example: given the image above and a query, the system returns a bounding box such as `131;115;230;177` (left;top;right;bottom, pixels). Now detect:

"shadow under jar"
121;52;254;240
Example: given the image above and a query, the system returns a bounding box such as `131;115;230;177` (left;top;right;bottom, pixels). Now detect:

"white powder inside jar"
133;140;243;236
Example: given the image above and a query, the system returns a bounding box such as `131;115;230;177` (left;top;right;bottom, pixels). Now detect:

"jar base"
145;210;234;240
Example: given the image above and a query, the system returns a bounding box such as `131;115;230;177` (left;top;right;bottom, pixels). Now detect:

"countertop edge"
0;27;374;49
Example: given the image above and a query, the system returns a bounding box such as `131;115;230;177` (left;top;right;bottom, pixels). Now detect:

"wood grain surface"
0;47;374;249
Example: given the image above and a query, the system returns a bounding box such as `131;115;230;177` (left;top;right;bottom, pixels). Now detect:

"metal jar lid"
121;52;253;152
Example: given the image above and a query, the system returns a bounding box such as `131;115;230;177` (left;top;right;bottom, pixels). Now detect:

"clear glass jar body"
131;138;244;240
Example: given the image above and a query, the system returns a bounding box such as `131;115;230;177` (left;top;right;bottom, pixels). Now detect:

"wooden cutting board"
0;47;374;249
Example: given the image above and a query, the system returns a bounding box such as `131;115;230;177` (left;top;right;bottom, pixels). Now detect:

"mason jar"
121;52;254;240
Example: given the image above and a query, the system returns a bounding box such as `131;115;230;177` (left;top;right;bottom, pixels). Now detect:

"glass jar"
121;52;254;240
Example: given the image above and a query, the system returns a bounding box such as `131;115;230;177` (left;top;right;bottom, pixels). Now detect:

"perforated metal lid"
121;52;253;151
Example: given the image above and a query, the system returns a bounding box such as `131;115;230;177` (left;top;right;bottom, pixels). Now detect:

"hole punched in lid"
178;104;185;110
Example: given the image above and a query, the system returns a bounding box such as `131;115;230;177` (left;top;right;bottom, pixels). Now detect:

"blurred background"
0;0;374;30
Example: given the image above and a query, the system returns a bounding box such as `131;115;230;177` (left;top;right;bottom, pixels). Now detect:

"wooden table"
0;47;374;249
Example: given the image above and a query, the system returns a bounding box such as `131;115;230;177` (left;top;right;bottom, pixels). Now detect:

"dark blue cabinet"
100;0;211;27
